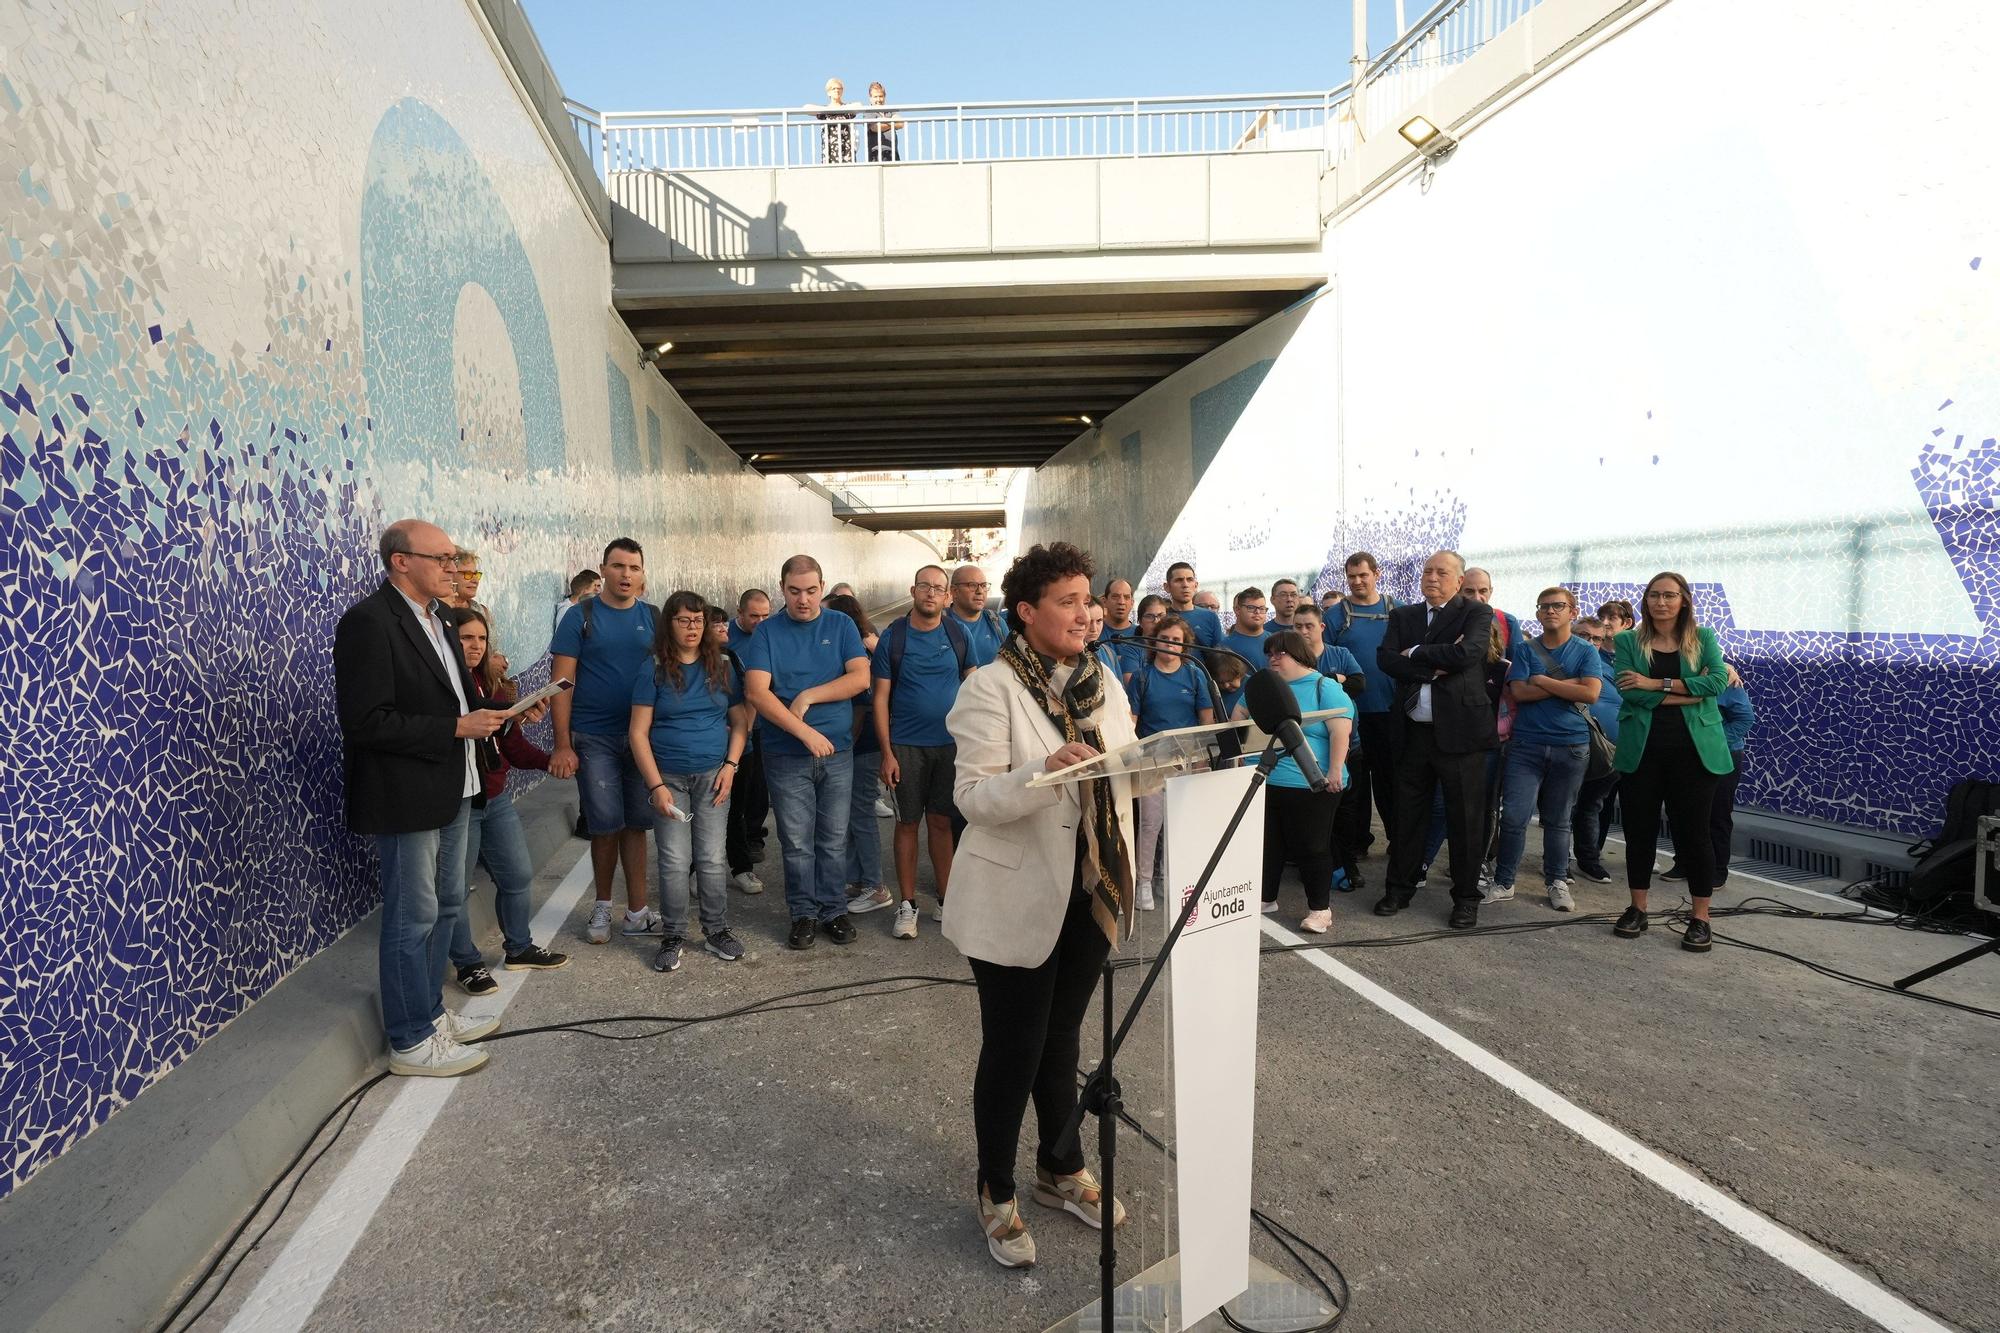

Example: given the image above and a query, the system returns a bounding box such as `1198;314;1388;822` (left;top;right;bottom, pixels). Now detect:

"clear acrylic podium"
1031;720;1341;1333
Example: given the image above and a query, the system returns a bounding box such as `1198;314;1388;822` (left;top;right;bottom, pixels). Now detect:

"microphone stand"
1053;732;1287;1331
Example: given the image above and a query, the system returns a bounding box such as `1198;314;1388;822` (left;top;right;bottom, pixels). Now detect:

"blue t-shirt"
1269;673;1354;791
551;599;657;737
1718;682;1755;752
1094;643;1122;681
1316;644;1364;681
951;609;1008;667
1220;628;1270;671
1507;633;1604;746
1104;624;1147;680
631;657;743;774
1217;683;1246;721
1131;660;1216;737
1589;666;1622;744
871;619;964;748
739;608;868;757
1174;606;1224;650
1327;597;1397;714
726;617;757;655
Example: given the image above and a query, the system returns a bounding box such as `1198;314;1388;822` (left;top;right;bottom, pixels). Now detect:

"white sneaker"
622;907;663;936
1137;888;1156;911
1481;881;1516;903
1299;908;1332;934
930;899;946;923
389;1031;488;1078
731;870;764;895
1259;901;1279;915
873;796;896;820
437;1008;499;1044
849;886;895;914
1547;879;1575;913
892;901;919;939
586;900;613;945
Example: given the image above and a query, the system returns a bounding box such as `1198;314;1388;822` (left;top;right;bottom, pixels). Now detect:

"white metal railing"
560;0;1548;178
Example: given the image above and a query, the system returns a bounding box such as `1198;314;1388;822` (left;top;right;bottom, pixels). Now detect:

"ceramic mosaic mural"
0;0;932;1199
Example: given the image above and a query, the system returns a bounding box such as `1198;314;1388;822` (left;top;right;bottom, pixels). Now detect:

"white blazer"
943;656;1153;968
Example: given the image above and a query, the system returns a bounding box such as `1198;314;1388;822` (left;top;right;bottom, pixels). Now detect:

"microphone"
1116;631;1259;679
1245;669;1330;793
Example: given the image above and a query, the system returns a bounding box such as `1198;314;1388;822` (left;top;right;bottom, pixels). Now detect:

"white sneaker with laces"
849;885;894;914
586;900;613;945
930;899;946;923
730;870;764;895
622;907;663;936
1481;880;1516;903
388;1031;488;1078
1547;879;1575;912
892;900;919;939
873;796;896;820
437;1008;499;1044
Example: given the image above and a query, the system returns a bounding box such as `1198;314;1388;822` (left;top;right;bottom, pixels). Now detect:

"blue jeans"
375;799;471;1050
575;729;652;834
1494;740;1590;887
450;790;535;969
763;750;855;922
845;754;884;887
652;766;732;938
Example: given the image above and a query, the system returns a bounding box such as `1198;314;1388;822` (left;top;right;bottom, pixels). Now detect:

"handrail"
596;90;1346;120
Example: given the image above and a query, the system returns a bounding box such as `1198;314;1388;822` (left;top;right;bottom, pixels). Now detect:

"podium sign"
1164;765;1263;1326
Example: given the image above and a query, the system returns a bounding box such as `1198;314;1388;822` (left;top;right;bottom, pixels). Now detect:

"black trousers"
1571;771;1621;865
1333;712;1397;862
1666;750;1743;885
967;888;1109;1204
725;745;769;874
1620;739;1722;897
1263;785;1344;911
1385;722;1489;904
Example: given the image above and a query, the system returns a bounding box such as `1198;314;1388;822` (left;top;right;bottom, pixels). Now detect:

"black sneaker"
503;944;571;971
653;935;684;972
822;914;857;945
1612;906;1649;938
788;917;817;950
704;929;746;962
1575;861;1613;884
572;811;590;840
1681;919;1713;953
455;964;499;997
1659;865;1686;882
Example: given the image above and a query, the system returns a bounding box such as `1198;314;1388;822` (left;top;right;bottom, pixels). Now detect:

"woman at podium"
943;542;1147;1269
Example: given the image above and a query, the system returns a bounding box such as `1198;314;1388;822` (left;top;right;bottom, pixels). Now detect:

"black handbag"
1525;637;1616;782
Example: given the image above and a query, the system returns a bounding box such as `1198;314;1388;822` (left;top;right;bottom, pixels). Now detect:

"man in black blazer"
335;519;512;1076
1373;550;1498;929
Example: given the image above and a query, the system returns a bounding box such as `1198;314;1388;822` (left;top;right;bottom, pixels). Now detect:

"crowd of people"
334;525;1756;1263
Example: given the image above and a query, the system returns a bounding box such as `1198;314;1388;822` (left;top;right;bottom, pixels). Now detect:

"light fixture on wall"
1399;115;1458;193
640;340;675;367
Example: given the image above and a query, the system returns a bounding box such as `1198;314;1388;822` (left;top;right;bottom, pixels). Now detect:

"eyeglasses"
1536;601;1570;612
404;551;459;567
458;570;484;581
953;582;988;593
670;616;706;629
913;582;948;594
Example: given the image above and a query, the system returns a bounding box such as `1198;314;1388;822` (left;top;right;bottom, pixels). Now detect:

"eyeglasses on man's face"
954;581;988;593
914;581;948;595
1536;600;1570;612
405;551;458;568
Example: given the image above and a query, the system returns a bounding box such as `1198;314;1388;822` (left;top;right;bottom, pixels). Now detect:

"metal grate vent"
1864;861;1910;888
1746;837;1841;880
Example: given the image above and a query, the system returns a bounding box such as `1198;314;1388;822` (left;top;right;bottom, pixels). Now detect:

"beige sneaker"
437;1008;499;1044
1032;1165;1126;1230
892;900;919;939
979;1189;1036;1268
849;885;894;914
388;1031;488;1078
1299;908;1332;934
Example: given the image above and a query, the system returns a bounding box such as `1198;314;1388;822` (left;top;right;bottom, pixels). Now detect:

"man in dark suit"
335;519;512;1076
1374;550;1498;929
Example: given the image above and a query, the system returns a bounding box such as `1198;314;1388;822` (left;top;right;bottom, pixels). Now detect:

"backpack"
578;595;654;644
885;614;971;683
1332;594;1398;645
1903;779;2000;910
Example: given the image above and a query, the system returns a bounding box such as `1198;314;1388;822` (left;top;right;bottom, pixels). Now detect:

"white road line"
1261;916;1959;1333
220;848;596;1333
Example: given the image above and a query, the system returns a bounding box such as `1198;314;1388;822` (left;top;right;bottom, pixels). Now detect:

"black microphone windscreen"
1244;668;1301;733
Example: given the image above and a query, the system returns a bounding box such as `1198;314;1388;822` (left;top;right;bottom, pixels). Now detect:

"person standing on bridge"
815;78;856;164
865;81;903;162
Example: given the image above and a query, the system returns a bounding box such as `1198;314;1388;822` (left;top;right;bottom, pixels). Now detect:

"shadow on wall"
611;171;861;292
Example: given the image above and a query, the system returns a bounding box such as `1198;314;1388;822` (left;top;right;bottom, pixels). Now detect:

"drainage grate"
1746;837;1841;880
1864;861;1911;889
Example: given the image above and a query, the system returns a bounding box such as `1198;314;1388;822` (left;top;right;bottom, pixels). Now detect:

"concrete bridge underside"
609;154;1328;472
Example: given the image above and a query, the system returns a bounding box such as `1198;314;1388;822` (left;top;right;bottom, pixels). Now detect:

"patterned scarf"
997;633;1136;948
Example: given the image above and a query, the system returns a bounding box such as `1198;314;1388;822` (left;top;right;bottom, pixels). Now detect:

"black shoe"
823;914;857;945
455;964;499;997
788;917;817;950
1372;894;1403;917
503;944;571;971
1612;906;1649;938
1681;919;1713;952
1575;861;1613;884
1659;865;1686;882
750;839;768;864
1447;902;1478;930
572;812;589;840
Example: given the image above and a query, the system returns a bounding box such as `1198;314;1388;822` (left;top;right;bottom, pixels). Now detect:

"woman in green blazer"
1608;572;1734;952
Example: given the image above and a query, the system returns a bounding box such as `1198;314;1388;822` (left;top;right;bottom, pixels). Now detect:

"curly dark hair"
999;542;1095;636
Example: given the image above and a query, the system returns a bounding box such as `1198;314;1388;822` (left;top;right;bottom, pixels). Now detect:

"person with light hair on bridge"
814;78;856;164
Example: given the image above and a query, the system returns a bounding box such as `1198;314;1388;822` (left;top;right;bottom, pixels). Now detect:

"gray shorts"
890;743;957;823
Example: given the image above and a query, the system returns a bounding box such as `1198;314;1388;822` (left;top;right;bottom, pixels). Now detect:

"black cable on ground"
156;898;1999;1331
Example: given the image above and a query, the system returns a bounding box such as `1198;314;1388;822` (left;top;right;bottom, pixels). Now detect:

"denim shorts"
574;730;652;835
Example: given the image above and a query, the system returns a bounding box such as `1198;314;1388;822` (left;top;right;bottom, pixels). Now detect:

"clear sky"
521;0;1421;111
